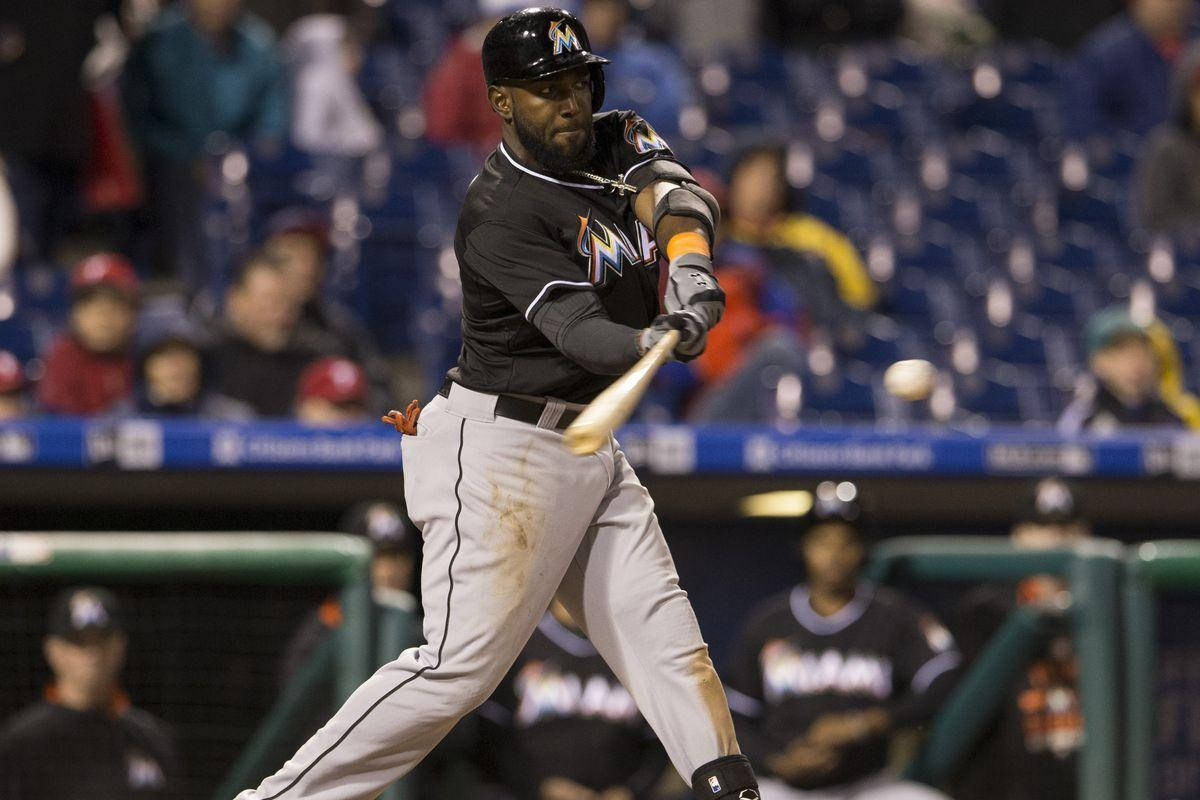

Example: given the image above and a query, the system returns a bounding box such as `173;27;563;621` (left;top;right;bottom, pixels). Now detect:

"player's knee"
691;754;759;800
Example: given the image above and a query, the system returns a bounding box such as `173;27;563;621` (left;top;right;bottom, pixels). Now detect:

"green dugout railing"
1124;540;1200;800
867;536;1125;800
0;532;375;800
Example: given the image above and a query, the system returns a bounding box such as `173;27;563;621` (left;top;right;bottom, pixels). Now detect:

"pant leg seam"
261;417;469;799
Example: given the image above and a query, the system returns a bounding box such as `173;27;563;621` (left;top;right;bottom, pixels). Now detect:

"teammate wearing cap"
239;6;759;800
0;587;180;799
726;484;959;800
37;253;140;415
950;478;1089;800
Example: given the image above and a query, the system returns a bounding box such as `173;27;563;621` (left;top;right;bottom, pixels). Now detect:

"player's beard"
514;111;596;176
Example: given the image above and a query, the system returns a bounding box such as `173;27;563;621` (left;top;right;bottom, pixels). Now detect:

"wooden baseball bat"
564;329;680;455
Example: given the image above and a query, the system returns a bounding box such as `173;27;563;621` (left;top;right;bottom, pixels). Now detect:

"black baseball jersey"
479;613;666;798
727;581;960;790
448;110;678;403
951;583;1081;800
0;698;180;799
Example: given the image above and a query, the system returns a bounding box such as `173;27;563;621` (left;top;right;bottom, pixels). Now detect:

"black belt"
439;379;581;432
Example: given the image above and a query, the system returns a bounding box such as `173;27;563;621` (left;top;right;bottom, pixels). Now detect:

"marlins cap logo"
548;19;582;55
70;591;110;629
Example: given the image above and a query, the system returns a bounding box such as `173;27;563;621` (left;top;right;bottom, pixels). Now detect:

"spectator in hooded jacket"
1058;306;1192;434
38;254;138;415
1063;0;1197;142
1135;39;1200;231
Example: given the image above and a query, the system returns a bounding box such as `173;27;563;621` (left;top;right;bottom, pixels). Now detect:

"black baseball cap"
340;501;415;555
1016;477;1084;526
806;480;863;530
47;587;124;643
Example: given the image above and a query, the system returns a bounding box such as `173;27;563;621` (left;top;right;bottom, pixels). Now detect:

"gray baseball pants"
236;383;739;799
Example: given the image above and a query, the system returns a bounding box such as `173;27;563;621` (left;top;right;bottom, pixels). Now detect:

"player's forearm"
530;290;640;374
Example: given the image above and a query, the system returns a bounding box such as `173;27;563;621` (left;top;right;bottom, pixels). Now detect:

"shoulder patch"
624;117;670;155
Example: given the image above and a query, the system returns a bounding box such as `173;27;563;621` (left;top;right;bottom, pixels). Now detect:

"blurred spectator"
37;253;139;415
687;245;806;423
641;0;761;61
727;483;959;800
476;599;668;800
0;350;27;420
0;586;180;799
1058;306;1190;433
282;501;420;685
283;14;382;157
0;0;117;260
951;478;1089;800
1063;0;1197;142
761;0;905;47
422;0;529;151
581;0;697;138
130;323;253;417
977;0;1121;49
210;252;329;417
263;207;391;402
725;145;877;325
295;356;370;424
122;0;287;291
1134;40;1200;232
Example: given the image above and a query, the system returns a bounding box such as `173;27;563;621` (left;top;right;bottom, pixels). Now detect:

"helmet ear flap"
590;64;606;111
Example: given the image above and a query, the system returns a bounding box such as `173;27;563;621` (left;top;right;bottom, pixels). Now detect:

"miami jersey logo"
576;211;656;284
548;19;582;54
624;117;670;154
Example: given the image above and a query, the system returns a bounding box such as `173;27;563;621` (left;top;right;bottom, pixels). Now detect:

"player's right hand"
638;311;706;361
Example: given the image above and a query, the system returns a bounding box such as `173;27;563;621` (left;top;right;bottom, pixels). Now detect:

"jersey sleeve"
602;110;682;189
886;597;962;726
463;220;595;321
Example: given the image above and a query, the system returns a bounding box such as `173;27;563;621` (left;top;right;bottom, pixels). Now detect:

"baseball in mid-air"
883;359;936;401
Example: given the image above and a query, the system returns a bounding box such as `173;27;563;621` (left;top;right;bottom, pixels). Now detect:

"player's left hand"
804;708;891;748
665;259;725;329
639;311;707;361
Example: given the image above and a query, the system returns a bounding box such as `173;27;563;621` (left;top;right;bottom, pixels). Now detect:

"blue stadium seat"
803;361;877;420
976;315;1047;365
954;362;1031;422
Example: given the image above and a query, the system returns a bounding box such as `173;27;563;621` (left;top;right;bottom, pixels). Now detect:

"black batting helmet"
482;7;610;109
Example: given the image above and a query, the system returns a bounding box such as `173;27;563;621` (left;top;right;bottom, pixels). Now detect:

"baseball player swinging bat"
565;329;678;454
237;7;760;800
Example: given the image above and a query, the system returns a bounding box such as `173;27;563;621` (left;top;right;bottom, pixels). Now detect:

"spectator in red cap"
37;253;139;415
0;350;27;420
295;356;370;425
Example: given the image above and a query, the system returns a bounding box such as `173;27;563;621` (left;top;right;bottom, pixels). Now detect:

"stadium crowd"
0;0;1199;429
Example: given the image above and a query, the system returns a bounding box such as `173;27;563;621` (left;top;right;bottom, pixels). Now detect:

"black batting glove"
665;252;725;330
638;311;707;362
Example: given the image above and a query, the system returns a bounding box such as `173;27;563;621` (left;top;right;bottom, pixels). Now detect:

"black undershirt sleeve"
530;287;642;375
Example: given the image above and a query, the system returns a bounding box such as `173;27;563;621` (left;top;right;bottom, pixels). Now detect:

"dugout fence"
0;532;373;800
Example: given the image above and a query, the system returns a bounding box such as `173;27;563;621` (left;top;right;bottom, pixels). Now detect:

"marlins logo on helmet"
548;19;582;54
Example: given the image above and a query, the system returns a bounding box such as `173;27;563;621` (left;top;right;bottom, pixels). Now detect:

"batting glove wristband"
666;251;725;330
638;310;707;361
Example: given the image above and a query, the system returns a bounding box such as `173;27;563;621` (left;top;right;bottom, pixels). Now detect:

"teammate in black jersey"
479;600;669;800
0;587;180;800
726;485;960;800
